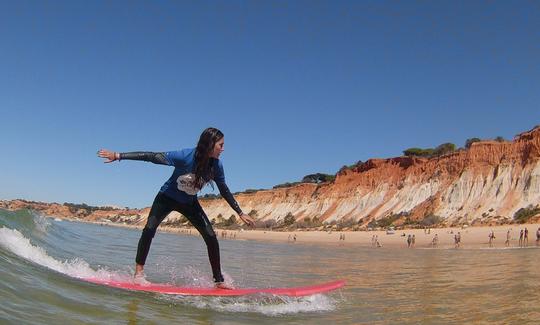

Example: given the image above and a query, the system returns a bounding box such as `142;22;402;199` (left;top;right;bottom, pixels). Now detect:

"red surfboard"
82;277;345;297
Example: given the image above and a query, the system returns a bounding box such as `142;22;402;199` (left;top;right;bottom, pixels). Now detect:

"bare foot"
215;282;235;290
133;273;150;285
133;264;149;285
134;264;144;278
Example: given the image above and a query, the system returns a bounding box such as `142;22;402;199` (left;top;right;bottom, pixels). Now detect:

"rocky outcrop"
2;126;540;227
0;200;150;226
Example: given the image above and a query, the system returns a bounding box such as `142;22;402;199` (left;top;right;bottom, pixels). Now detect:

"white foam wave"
166;293;337;315
0;227;131;282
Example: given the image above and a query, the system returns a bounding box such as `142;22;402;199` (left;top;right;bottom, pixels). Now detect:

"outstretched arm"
97;149;169;165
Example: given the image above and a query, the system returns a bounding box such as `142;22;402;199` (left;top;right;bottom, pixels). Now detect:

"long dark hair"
194;127;224;189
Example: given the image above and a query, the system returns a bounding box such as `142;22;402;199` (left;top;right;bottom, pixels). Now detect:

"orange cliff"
2;126;540;227
201;126;540;226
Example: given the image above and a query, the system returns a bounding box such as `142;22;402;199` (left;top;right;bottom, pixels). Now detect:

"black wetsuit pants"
135;192;224;283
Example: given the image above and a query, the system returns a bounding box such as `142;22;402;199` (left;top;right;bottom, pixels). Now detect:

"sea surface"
1;208;539;324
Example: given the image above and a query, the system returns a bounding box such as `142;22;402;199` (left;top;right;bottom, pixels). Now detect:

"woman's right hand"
98;149;119;163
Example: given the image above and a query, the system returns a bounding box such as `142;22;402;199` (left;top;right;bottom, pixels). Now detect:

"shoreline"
57;217;540;250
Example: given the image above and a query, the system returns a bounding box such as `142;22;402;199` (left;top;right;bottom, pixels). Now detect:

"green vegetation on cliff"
403;143;457;158
513;205;540;224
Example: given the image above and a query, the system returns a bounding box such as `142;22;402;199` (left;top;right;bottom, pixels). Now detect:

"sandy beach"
212;224;540;249
77;218;540;249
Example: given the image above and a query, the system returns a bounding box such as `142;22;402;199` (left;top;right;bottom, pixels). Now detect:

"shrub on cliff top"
433;143;456;156
243;189;264;194
199;193;221;200
63;202;116;213
273;182;302;189
403;143;456;158
302;173;336;183
403;148;435;157
465;138;481;149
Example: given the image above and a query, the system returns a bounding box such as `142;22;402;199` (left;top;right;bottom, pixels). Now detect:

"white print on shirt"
176;173;201;195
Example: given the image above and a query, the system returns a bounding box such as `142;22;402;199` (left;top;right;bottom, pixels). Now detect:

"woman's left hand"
97;149;119;163
239;213;255;227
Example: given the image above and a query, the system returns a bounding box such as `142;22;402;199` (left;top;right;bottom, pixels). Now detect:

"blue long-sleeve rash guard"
119;148;243;215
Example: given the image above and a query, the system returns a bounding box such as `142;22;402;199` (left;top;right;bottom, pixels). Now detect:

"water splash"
163;293;337;315
33;213;52;234
153;256;235;287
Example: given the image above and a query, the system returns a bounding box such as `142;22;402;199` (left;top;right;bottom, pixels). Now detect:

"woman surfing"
98;127;255;289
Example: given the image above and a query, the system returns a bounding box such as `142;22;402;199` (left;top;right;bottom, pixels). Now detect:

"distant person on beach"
372;235;380;248
488;230;495;247
407;234;412;248
524;228;529;246
536;228;540;245
432;234;439;247
505;229;511;247
98;127;255;289
454;232;461;248
519;229;524;247
411;234;416;248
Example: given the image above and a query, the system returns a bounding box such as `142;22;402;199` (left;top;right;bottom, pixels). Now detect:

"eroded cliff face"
2;127;540;226
200;126;540;226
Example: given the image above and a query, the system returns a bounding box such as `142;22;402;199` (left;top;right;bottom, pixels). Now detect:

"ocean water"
1;208;539;324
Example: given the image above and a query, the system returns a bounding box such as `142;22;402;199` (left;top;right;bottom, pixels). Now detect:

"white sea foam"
165;293;337;315
0;227;131;282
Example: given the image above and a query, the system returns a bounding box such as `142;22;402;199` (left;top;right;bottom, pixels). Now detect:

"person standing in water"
505;229;511;247
488;230;495;247
98;127;255;289
431;234;439;247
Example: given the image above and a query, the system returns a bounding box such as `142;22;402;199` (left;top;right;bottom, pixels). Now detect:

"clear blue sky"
1;0;539;208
